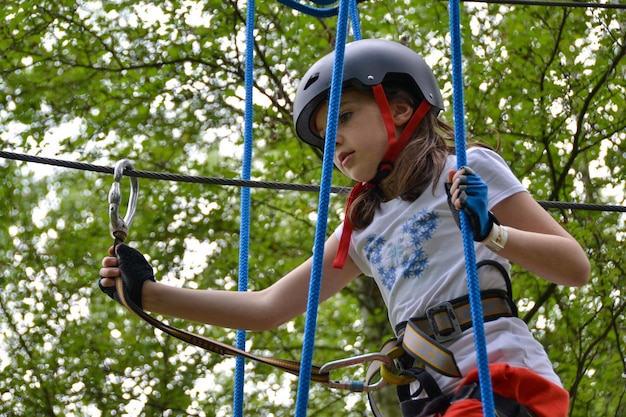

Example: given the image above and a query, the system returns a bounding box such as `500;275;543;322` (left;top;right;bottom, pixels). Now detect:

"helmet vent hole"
304;73;320;90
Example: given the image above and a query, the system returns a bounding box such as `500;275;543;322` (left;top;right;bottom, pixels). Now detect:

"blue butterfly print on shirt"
364;210;439;290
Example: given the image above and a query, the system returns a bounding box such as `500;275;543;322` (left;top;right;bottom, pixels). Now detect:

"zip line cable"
278;0;626;12
278;0;626;14
2;150;624;213
459;0;626;9
0;150;348;194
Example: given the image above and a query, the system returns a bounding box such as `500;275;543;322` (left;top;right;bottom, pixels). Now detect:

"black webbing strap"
408;382;538;417
114;276;331;383
396;289;517;340
451;382;537;417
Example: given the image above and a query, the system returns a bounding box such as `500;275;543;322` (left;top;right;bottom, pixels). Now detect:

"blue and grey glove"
445;166;499;242
98;244;155;309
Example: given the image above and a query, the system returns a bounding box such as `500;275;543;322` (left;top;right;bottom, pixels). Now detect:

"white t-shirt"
334;147;562;394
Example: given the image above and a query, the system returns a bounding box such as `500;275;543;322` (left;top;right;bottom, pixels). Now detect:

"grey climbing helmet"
293;39;444;150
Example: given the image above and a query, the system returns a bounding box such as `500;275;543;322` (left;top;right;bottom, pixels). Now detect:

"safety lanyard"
106;160;389;391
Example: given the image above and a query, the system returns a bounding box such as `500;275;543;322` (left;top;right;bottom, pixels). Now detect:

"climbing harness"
395;289;516;378
106;168;538;417
337;261;528;417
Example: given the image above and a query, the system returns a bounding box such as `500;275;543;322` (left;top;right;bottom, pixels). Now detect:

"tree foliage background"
0;0;624;416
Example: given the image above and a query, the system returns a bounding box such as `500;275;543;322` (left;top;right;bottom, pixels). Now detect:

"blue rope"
448;1;496;416
233;1;256;416
293;1;351;415
349;0;362;40
276;0;342;17
302;0;338;5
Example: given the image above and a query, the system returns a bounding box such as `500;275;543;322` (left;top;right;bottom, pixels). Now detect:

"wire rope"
460;0;626;9
2;150;624;212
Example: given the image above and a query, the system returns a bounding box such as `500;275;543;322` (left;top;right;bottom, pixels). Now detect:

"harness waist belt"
394;290;516;378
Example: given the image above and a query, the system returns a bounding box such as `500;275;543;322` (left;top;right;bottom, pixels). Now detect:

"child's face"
313;90;390;183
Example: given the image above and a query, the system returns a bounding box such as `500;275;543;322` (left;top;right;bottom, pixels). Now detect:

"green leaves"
1;1;625;416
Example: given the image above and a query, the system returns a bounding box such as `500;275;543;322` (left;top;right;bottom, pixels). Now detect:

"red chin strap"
333;86;431;269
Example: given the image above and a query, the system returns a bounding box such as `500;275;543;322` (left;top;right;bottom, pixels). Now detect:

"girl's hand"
446;166;497;242
98;244;155;309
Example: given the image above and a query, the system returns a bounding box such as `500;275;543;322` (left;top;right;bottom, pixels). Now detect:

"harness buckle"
426;301;462;342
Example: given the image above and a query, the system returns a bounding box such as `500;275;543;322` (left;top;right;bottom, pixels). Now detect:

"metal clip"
426;301;462;342
320;352;392;392
108;159;138;243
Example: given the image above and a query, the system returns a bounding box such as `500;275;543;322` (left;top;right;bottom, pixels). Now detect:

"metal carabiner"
108;159;138;243
320;352;393;392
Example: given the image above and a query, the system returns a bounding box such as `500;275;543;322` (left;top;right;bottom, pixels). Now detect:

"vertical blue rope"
448;1;496;416
293;1;350;416
349;0;361;40
233;1;256;416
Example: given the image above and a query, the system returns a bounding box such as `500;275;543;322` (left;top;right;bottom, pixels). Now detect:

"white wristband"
482;223;508;252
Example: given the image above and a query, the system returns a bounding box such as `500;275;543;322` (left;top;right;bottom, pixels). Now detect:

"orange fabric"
441;363;569;417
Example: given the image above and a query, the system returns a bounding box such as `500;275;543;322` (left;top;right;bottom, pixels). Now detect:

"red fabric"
333;182;368;268
371;85;398;148
441;363;569;417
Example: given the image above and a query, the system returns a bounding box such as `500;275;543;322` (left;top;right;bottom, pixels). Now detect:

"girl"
99;39;590;417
